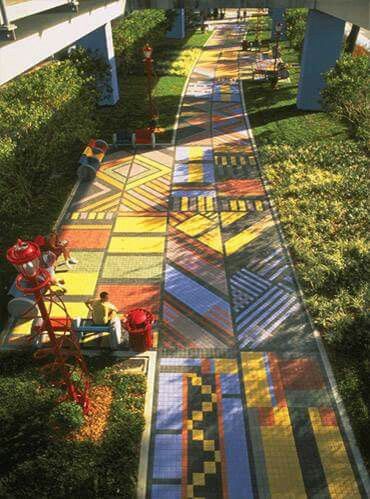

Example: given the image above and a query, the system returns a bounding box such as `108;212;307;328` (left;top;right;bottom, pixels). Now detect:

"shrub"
322;54;370;148
49;401;84;434
284;8;308;55
113;10;170;76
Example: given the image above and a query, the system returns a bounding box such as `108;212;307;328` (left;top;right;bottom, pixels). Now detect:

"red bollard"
124;309;154;353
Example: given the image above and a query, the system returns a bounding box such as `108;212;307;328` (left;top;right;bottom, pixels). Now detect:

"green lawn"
243;28;370;468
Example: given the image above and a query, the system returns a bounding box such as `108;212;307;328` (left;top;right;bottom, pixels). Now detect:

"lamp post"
6;239;90;414
273;22;283;71
143;43;158;123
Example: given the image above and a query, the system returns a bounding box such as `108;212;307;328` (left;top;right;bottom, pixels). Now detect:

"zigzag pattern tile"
120;151;172;212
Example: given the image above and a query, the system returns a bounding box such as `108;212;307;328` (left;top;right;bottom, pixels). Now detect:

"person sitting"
40;250;67;293
45;231;78;270
85;291;118;326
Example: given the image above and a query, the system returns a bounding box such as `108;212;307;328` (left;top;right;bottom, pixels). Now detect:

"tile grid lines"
237;40;370;497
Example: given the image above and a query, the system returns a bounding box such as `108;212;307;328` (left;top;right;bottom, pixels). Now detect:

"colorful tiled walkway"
1;19;365;499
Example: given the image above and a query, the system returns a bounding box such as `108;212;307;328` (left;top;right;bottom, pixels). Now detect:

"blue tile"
151;484;181;499
152;434;182;479
220;373;241;395
222;398;253;499
160;358;201;367
156;373;183;430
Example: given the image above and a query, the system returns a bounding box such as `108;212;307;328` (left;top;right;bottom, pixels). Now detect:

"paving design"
1;19;365;499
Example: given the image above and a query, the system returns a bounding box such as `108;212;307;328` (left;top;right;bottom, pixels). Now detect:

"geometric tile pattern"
2;17;364;498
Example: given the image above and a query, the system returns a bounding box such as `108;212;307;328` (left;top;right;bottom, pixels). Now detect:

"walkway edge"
238;55;370;495
137;350;157;499
171;29;216;146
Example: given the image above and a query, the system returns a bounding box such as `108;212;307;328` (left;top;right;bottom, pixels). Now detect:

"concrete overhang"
0;0;125;86
4;1;72;23
129;0;370;29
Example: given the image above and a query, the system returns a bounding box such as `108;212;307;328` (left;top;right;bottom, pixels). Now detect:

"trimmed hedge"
113;10;170;76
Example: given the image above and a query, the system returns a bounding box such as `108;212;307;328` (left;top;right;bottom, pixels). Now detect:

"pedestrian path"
1;20;365;499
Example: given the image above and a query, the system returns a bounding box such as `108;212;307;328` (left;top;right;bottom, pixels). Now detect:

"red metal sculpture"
7;239;90;414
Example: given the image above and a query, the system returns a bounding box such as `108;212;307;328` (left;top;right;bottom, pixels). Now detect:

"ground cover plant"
243;14;370;468
0;352;146;497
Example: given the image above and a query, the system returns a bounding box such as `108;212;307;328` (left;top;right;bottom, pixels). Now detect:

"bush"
0;49;106;319
49;401;84;434
284;9;308;55
322;54;370;148
113;10;170;76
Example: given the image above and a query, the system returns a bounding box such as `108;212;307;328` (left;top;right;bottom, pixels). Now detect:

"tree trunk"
345;24;360;54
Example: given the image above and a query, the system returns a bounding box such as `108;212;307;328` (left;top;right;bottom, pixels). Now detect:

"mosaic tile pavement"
1;20;366;498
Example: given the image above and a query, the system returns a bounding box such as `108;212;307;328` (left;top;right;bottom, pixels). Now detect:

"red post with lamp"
6;239;90;414
143;43;158;122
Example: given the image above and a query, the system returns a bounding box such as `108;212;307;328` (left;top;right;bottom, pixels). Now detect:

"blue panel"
165;265;231;329
167;8;185;39
160;358;201;366
151;484;181;499
297;10;345;110
152;434;182;479
156;373;183;430
220;373;241;395
222;398;253;499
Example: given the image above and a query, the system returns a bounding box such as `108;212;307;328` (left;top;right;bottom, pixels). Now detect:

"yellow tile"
201;385;212;394
186;485;194;498
211;393;217;403
206;196;214;211
96;212;105;220
108;236;165;253
12;319;33;335
215;358;238;374
220;211;245;227
189;146;204;162
202;402;213;412
63;301;89;318
225;215;274;255
71;212;79;220
192;473;205;486
255;200;263;211
241;352;272;407
214;450;221;462
192;411;203;421
204;461;216;474
114;216;167;233
87;212;96;220
177;214;214;237
188;164;203;183
181;197;189;211
203;440;215;451
309;408;361;498
62;272;97;296
187;420;193;430
191;376;202;386
192;429;204;441
261;425;306;497
198;227;223;253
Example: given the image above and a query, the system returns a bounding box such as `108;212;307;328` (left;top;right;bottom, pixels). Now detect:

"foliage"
0;354;146;497
322;54;370;148
284;9;308;55
49;401;84;434
112;10;170;76
0;49;107;321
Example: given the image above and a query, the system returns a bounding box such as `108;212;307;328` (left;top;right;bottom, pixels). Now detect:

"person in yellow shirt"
85;291;118;325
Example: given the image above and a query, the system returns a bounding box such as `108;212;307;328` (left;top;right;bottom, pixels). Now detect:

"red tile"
217;179;265;197
201;359;211;375
258;407;275;426
95;284;160;315
319;408;337;426
279;359;325;391
59;229;110;249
